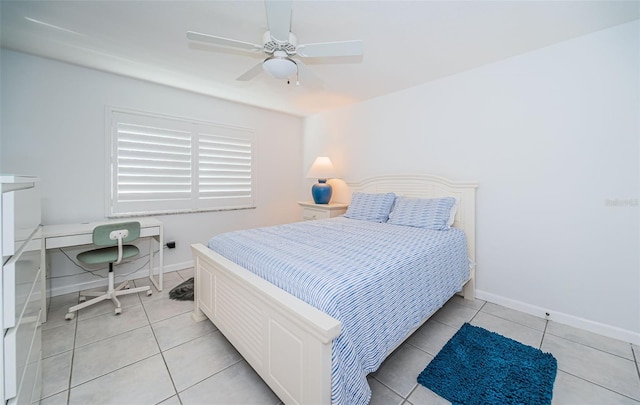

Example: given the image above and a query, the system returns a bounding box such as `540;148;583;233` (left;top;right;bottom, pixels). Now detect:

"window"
107;109;256;217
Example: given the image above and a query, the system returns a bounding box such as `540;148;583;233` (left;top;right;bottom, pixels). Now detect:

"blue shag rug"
417;323;557;405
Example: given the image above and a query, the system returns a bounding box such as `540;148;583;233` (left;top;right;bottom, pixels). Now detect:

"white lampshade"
306;157;336;179
262;54;297;79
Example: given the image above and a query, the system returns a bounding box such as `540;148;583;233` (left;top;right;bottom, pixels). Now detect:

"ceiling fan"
186;0;364;85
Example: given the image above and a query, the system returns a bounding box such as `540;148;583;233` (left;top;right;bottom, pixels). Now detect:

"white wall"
1;50;304;294
304;21;640;343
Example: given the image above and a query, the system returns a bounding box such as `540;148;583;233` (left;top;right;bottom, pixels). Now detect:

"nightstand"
298;201;348;221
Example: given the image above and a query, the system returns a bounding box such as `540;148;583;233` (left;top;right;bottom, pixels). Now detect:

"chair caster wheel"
146;290;153;296
79;296;86;303
115;308;122;315
65;312;75;321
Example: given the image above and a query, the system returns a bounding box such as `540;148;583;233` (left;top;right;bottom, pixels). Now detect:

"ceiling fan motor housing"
262;31;297;55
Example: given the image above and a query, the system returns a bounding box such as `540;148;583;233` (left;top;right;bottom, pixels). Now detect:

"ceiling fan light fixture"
262;55;297;79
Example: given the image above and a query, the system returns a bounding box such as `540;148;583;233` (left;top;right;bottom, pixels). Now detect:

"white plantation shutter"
198;131;253;201
108;109;256;216
116;122;192;202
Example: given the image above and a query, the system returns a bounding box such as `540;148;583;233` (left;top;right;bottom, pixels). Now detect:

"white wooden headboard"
346;174;478;298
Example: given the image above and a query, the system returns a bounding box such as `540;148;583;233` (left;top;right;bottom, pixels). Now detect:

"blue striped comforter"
207;217;469;404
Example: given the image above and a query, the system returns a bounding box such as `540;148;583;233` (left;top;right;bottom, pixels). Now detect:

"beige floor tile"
68;354;175;405
164;331;242;392
142;296;194;323
42;322;76;358
39;390;68;405
471;311;544;348
134;271;184;302
71;325;159;387
407;383;452;405
552;370;639;405
542;334;640;401
430;300;478;329
178;361;280;405
372;344;432;398
368;377;404;405
151;311;217;351
43;305;77;331
447;295;485;311
74;304;149;347
157;395;182;405
48;292;80;311
40;350;72;399
177;267;194;280
547;321;635;360
407;319;457;357
480;302;547;331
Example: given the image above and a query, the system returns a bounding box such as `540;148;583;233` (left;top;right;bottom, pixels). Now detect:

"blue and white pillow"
344;192;396;223
388;197;458;230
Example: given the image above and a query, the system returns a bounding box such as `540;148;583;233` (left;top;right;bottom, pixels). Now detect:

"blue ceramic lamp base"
311;179;332;204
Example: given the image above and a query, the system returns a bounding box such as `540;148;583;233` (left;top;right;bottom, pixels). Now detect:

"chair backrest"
92;222;140;247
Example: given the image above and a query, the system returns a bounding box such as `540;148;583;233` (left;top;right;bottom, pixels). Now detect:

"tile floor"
40;269;640;405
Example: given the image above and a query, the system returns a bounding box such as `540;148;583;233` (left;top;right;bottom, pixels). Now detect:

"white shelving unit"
1;175;42;405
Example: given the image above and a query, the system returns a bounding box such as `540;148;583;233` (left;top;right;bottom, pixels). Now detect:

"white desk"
41;218;164;322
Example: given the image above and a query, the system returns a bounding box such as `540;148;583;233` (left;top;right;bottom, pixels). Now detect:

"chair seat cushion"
77;245;140;265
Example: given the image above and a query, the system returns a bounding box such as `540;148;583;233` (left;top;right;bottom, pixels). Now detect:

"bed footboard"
191;243;341;405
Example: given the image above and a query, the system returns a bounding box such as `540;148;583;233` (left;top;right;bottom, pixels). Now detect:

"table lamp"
306;157;336;204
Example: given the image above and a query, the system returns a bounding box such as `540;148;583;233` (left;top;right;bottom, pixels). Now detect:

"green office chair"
65;221;152;320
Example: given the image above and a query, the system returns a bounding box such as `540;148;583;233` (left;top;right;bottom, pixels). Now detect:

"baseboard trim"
48;260;194;298
476;289;640;345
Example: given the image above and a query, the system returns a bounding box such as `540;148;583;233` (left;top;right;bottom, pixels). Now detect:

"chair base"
65;265;152;320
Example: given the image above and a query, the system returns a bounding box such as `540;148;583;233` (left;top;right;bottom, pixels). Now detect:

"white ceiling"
1;1;638;117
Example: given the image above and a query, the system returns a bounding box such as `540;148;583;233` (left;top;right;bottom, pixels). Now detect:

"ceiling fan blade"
264;0;292;43
236;61;264;81
294;59;323;89
296;40;364;58
187;31;263;52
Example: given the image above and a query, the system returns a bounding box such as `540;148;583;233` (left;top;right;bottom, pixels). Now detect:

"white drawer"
7;321;41;405
2;180;41;258
3;240;41;329
302;207;330;220
4;277;42;401
298;202;348;221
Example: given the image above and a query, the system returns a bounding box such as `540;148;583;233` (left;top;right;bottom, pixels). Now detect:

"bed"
190;174;477;404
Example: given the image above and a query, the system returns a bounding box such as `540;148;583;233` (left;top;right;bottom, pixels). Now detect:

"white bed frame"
191;174;477;405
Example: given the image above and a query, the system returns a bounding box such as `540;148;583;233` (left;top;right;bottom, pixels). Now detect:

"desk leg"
40;236;47;323
148;231;164;292
158;229;163;290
